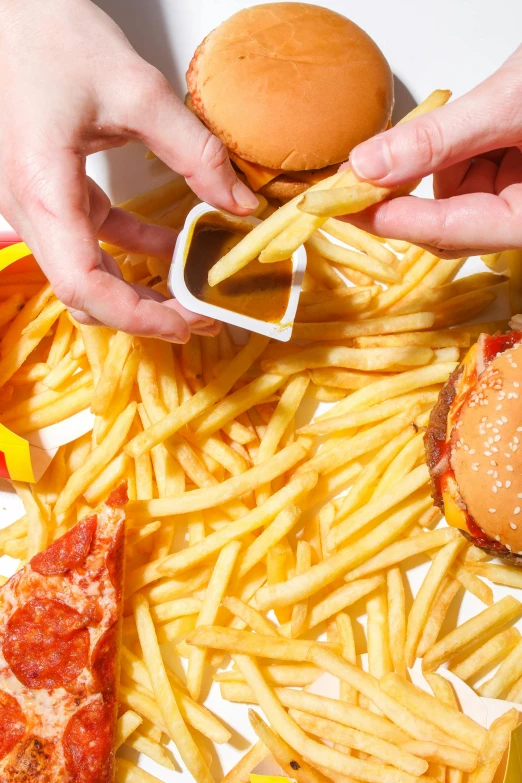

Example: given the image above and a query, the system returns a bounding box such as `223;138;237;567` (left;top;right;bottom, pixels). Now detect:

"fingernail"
189;317;214;329
158;332;190;344
233;180;259;210
350;137;391;182
191;323;221;337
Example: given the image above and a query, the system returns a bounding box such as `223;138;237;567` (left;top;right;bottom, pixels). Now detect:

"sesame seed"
515;507;521;515
489;508;496;513
507;465;514;471
496;480;502;488
484;451;492;456
511;523;518;530
494;435;501;442
506;480;512;488
493;428;500;434
492;486;498;493
487;469;493;475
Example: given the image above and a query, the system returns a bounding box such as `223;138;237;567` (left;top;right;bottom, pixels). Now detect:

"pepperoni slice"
3;598;90;689
92;623;118;697
31;515;97;575
3;736;54;782
64;698;115;783
106;525;124;601
0;690;25;760
106;481;128;507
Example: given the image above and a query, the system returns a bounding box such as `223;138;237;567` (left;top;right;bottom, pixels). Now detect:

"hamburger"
425;327;522;563
186;3;394;201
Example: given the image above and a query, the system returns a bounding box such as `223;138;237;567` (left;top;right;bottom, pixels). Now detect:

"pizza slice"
0;482;127;783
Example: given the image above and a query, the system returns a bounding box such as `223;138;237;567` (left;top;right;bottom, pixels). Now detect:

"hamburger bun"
425;331;522;563
187;3;394;172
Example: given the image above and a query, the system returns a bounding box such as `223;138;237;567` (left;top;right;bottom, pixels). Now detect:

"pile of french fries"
1;164;522;783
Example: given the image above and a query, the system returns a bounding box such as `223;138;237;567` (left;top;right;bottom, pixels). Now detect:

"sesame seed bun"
186;3;394;171
451;341;522;555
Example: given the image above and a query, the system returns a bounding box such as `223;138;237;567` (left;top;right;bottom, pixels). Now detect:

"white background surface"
1;1;522;780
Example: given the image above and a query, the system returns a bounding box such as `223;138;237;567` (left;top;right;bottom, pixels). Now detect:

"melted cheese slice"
229;154;282;191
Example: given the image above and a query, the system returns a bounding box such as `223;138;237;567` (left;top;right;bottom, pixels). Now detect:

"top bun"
187;3;394;171
451;341;522;555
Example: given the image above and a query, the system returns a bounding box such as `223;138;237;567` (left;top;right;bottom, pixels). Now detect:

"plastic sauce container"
168;203;306;341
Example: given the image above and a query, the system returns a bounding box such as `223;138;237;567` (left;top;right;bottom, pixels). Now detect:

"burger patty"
424;365;462;508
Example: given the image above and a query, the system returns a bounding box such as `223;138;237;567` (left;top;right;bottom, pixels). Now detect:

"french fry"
187;627;339;662
307;646;468;749
234;653;428;782
451;627;521;682
297;289;374;321
432;289;497;328
392;272;507;316
477;638;522;698
0;282;53;358
354;330;471;349
399;740;477;773
207;172;345;285
299;391;438;437
316;363;457;422
54;402;137;515
467;709;519;783
118;176;189;215
124;733;176;770
470;562;522;589
372;433;427;498
0;298;66;386
187;540;241;700
335;427;416;521
290;540;312;637
422;595;522;672
304;233;401;285
126;333;269;456
323;220;396;266
195;372;287;437
116;710;143;749
301;405;423;477
366;587;393;679
310;368;389;390
256;495;432;610
128;442;307;519
238;504;302;579
12;482;49;558
330;464;430;549
116;758;164;783
223;597;280;637
154;471;317;579
290;710;428;775
263;344;433;375
404;538;467;667
292;313;435;343
379;673;486;752
133;593;213;783
91;331;134;415
387;567;407;678
305;576;385;633
249;710;332;783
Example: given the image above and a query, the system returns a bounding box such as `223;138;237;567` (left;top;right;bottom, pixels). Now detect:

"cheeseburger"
425;327;522;563
186;2;394;201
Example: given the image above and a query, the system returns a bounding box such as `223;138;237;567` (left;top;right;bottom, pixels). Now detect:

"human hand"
346;45;522;258
0;0;258;340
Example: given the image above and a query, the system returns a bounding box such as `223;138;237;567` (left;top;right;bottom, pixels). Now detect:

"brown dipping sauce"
184;213;292;323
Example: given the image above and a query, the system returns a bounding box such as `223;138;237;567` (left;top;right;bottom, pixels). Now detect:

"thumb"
129;70;258;214
349;47;522;187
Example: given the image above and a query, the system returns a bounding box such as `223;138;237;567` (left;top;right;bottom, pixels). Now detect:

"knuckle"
406;116;447;170
199;133;229;172
137;65;172;103
52;277;83;311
